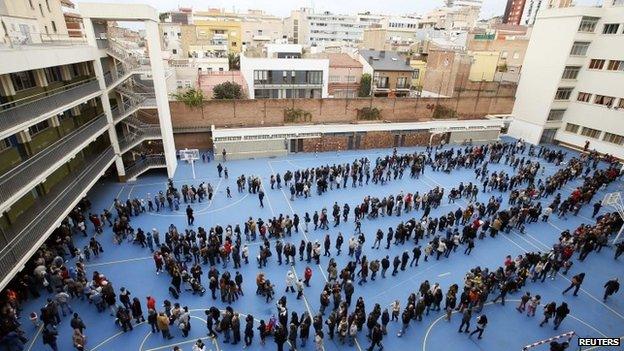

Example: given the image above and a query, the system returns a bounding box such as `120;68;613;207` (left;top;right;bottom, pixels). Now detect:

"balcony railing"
118;127;162;153
0;114;108;209
125;155;166;180
0;147;116;286
111;96;157;123
0;79;100;137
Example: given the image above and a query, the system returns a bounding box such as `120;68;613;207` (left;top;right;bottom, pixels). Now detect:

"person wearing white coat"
285;271;295;293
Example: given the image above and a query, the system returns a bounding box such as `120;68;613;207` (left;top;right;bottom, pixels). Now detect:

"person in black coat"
603;278;620;302
367;323;383;351
274;324;287;351
244;314;254;346
553;302;570;330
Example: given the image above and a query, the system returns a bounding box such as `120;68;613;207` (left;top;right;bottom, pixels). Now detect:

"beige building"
1;0;70;44
312;53;363;98
361;27;419;53
240;10;284;49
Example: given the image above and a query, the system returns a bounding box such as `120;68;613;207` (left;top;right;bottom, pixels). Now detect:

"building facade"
503;0;527;25
0;2;177;290
356;49;413;97
508;2;624;159
240;48;329;99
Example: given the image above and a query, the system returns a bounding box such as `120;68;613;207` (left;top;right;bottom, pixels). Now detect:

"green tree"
359;73;372;97
213;81;244;100
228;53;240;70
170;88;204;108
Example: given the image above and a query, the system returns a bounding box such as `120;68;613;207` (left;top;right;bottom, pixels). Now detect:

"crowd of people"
0;140;622;351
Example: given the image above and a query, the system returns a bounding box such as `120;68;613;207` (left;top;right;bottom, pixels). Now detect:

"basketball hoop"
602;192;624;244
179;148;200;179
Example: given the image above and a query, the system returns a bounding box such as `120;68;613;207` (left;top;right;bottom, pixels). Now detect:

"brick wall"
169;95;514;129
174;133;213;149
302;135;349;152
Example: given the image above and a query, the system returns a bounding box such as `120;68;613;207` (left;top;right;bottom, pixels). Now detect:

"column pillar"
33;69;48;88
16;130;33;157
146;20;177;178
60;65;73;82
84;17;126;182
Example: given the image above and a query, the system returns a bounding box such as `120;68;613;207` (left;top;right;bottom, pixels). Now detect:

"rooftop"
310;53;363;68
358;49;413;71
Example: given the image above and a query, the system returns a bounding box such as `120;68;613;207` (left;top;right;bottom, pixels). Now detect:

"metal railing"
111;96;156;123
118;126;162;153
0;29;88;50
0;114;108;208
125;155;166;180
0;147;116;283
0;79;100;137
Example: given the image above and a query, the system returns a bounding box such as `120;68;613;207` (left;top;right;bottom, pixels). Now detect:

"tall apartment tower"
0;2;177;290
508;1;624;159
504;0;528;25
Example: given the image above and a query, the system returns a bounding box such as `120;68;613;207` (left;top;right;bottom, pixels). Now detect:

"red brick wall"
174;133;213;150
169;95;514;129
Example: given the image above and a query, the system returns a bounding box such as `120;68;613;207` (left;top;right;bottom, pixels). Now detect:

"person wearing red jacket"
304;266;313;287
146;296;156;311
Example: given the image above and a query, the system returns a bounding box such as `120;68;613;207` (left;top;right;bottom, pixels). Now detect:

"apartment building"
0;2;176;290
356;49;413;97
311;53;363;98
508;1;624;159
240;45;329;99
285;8;384;47
503;0;527;25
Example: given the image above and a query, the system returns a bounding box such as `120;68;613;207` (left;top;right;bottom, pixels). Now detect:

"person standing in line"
553;302;570;330
458;307;472;333
186;205;194;226
539;302;557;327
157;312;174;339
562;273;585;296
603;278;620;302
367;323;383;351
469;314;487;339
258;190;265;208
42;326;59;351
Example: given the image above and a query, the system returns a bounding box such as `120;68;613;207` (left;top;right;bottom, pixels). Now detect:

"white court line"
85;255;152;268
138;330;151;351
89;321;146;351
127;184;135;199
421;299;607;351
25;325;43;351
437;272;451;277
504;230;624;322
109;185;127;212
372;263;441;299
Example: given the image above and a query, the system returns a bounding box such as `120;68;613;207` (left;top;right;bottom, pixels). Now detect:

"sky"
72;0;604;19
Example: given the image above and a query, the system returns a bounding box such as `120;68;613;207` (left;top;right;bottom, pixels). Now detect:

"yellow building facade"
410;60;426;90
194;20;242;54
468;51;499;82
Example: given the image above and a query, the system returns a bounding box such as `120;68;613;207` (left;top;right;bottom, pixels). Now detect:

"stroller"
189;278;206;296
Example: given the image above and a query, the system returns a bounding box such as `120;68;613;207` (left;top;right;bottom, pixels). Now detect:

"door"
289;139;297;153
393;134;400;148
297;139;303;152
355;134;362;149
540;129;557;144
347;135;354;150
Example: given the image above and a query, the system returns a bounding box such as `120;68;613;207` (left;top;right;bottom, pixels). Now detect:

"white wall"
240;55;329;99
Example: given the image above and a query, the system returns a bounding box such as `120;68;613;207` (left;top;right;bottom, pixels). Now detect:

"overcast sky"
73;0;604;19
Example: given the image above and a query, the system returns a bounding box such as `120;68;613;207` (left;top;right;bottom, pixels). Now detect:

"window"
547;109;566;121
0;138;12;152
253;70;268;84
594;94;615;107
51;21;57;33
603;132;624;145
306;71;322;84
578;16;599;33
513;51;520;59
589;59;605;69
577;92;592;102
570;41;590;56
46;0;50;11
501;51;508;58
565;123;580;133
329;75;340;83
29;0;34;9
607;60;624;71
562;66;581;79
581;126;601;138
397;77;408;88
602;23;620;34
172;49;177;54
10;71;37;91
29;120;50;136
554;87;573;100
39;4;44;17
619;99;624;109
44;67;62;83
412;69;420;80
70;64;80;77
